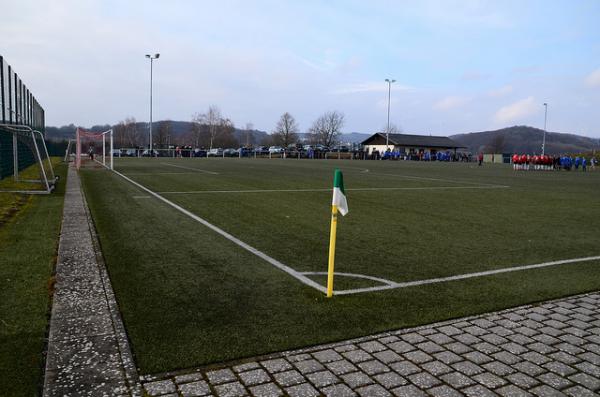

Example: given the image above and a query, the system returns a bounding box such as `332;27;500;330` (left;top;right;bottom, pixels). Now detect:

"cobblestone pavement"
43;166;141;396
142;293;600;397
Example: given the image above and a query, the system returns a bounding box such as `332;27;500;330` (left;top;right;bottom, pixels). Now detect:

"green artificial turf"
80;158;600;374
0;160;66;397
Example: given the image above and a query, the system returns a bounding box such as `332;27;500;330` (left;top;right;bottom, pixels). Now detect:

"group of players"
512;154;596;171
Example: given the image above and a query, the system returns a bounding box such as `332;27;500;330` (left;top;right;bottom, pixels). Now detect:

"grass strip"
0;160;66;397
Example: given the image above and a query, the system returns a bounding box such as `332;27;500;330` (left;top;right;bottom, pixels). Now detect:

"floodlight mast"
146;53;160;156
542;102;548;156
385;78;396;150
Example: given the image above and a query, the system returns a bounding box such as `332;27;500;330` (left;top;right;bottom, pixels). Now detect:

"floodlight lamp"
145;54;151;58
155;53;160;58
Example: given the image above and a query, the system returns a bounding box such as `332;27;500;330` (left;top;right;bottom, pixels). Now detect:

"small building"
361;133;463;156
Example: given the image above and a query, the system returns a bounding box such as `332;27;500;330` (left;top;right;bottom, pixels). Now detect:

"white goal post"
0;124;57;194
75;127;113;170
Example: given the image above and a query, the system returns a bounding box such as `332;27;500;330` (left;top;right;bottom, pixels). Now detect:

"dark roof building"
361;133;463;150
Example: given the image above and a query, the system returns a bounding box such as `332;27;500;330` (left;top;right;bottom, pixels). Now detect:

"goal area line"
110;169;597;296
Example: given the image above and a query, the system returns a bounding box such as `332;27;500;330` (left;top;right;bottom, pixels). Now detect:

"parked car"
331;145;350;152
193;148;207;157
254;146;269;155
123;149;137;157
235;147;252;157
223;148;237;157
269;146;284;154
141;149;159;157
207;148;223;157
111;149;122;157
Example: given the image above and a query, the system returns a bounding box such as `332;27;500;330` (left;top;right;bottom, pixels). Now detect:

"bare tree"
308;111;345;147
214;118;238;147
244;122;254;147
114;120;127;148
190;113;205;147
115;117;141;147
381;123;402;135
486;134;506;153
272;112;299;147
190;106;239;148
204;106;222;149
155;120;172;148
260;134;276;146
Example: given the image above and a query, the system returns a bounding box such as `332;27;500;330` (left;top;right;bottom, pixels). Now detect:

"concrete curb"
43;165;142;396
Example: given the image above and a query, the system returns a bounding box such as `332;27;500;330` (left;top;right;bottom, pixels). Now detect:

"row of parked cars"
111;144;354;158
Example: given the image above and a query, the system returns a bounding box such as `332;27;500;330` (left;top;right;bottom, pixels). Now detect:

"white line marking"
158;185;509;194
132;195;151;199
302;271;397;287
331;255;600;295
365;171;507;188
125;172;206;176
112;170;326;294
160;162;219;175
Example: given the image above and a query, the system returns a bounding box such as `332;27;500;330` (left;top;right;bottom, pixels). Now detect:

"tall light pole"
542;102;548;155
145;53;160;156
385;78;396;150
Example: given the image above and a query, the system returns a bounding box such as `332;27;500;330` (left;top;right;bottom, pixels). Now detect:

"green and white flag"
332;169;348;216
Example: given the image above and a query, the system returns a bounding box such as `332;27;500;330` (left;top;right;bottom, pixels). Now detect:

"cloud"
493;97;537;124
488;85;513;97
333;81;413;95
433;96;470;111
585;68;600;87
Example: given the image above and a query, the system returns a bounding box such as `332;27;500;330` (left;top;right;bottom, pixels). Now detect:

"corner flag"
327;169;348;297
332;169;348;216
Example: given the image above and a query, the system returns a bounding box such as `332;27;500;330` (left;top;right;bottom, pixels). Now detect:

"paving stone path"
43;166;141;396
142;293;600;397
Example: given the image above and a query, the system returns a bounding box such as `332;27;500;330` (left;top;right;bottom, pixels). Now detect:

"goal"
75;128;113;170
0;124;57;194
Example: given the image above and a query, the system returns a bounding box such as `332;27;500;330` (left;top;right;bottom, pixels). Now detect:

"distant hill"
451;126;600;155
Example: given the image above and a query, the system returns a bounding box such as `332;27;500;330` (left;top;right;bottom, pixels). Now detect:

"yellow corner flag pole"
326;204;338;298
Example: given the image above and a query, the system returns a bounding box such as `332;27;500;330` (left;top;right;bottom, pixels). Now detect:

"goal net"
75;128;113;170
0;124;57;194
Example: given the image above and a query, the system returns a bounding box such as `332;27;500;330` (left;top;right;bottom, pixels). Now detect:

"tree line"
111;106;346;149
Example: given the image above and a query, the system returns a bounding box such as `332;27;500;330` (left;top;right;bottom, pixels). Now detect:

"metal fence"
0;55;45;131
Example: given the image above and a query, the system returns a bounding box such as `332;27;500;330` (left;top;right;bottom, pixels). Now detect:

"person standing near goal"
88;145;95;161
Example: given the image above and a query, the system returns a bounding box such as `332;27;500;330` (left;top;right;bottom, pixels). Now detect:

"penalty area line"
111;170;326;294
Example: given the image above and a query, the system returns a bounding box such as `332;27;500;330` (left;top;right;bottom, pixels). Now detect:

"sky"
2;0;600;137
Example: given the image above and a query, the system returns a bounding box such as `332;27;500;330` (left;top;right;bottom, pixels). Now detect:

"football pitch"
80;158;600;374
